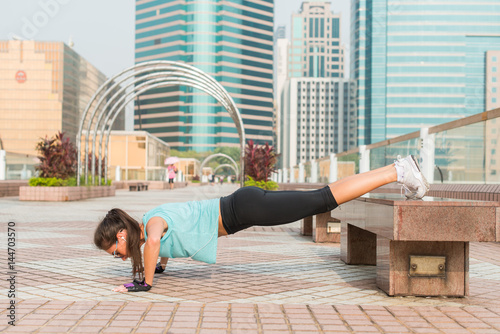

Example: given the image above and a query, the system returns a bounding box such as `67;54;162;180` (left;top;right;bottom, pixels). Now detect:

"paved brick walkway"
1;184;500;333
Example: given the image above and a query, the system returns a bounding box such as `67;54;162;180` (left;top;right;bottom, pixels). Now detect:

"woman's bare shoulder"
147;216;167;228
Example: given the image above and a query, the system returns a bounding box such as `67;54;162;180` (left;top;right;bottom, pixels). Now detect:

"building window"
493;67;497;73
493;77;497;83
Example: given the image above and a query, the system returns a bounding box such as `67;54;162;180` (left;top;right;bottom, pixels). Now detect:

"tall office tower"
0;40;124;157
352;0;500;145
135;0;274;152
274;26;289;157
273;25;287;94
288;2;344;79
280;78;356;168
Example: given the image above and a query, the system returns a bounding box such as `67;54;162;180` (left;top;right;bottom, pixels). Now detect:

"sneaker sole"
408;155;430;194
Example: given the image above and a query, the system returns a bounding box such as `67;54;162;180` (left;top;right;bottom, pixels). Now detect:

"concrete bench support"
313;213;340;243
300;216;312;236
377;238;468;296
129;183;148;191
340;223;376;265
333;194;499;297
301;213;341;243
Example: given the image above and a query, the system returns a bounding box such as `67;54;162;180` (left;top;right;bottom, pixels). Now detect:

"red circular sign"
15;70;27;83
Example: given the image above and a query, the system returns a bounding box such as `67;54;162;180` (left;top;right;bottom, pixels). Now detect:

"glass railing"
433;122;485;183
275;107;500;184
369;135;420;170
337;151;360;178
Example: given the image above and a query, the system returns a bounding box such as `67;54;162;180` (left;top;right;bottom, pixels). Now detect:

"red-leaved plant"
35;132;77;179
244;140;277;182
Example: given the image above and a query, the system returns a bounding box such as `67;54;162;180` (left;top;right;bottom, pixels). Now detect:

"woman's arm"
143;217;167;286
112;217;166;292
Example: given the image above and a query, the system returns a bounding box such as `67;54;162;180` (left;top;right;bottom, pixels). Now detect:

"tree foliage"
34;132;77;179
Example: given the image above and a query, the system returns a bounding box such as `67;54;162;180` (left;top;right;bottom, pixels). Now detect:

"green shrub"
244;176;278;190
28;176;110;187
29;177;68;187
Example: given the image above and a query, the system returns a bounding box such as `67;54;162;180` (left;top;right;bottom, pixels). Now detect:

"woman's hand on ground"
112;279;152;292
112;284;129;292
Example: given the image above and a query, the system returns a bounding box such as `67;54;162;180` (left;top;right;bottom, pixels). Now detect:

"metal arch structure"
214;164;237;176
76;61;246;187
199;153;239;180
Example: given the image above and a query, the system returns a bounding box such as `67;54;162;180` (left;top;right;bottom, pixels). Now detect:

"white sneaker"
394;155;430;199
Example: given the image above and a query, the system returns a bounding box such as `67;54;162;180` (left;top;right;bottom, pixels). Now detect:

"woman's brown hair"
94;208;145;279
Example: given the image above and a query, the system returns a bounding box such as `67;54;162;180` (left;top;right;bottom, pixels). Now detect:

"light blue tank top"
142;198;220;264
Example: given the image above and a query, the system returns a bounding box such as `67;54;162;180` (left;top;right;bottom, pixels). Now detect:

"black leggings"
220;186;338;235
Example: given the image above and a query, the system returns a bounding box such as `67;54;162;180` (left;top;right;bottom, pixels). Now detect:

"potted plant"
244;140;278;190
19;132;115;201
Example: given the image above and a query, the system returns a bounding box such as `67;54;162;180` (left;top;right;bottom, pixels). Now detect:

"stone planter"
19;185;115;201
0;180;28;197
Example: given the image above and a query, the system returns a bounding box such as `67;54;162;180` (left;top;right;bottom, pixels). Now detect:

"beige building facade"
486;51;500;112
82;131;170;182
0;40;124;158
289;2;345;79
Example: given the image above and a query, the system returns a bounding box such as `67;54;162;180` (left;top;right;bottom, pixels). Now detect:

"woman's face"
105;230;128;261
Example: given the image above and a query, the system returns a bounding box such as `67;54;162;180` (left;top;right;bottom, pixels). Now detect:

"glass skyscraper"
352;0;500;145
135;0;274;151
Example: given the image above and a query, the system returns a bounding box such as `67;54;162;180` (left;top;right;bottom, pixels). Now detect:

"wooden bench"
328;193;500;297
129;182;149;191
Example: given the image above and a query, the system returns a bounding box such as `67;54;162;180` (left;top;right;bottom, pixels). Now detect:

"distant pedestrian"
219;176;224;185
167;164;177;190
94;155;429;292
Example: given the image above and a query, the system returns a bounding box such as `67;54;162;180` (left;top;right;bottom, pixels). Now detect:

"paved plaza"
1;184;500;333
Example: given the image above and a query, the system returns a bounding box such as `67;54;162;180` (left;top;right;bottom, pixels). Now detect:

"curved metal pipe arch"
77;61;246;187
99;79;239;185
214;164;237;176
199;153;239;181
93;73;235;184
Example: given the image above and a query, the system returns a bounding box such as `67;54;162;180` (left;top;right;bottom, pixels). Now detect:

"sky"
2;0;351;77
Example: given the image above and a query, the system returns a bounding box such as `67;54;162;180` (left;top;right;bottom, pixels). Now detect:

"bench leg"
313;212;340;243
377;238;469;297
300;216;313;236
340;222;376;265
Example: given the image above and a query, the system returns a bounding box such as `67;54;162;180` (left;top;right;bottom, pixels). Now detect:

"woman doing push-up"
94;155;429;292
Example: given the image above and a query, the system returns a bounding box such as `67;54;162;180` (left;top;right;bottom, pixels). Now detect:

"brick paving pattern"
1;184;500;333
